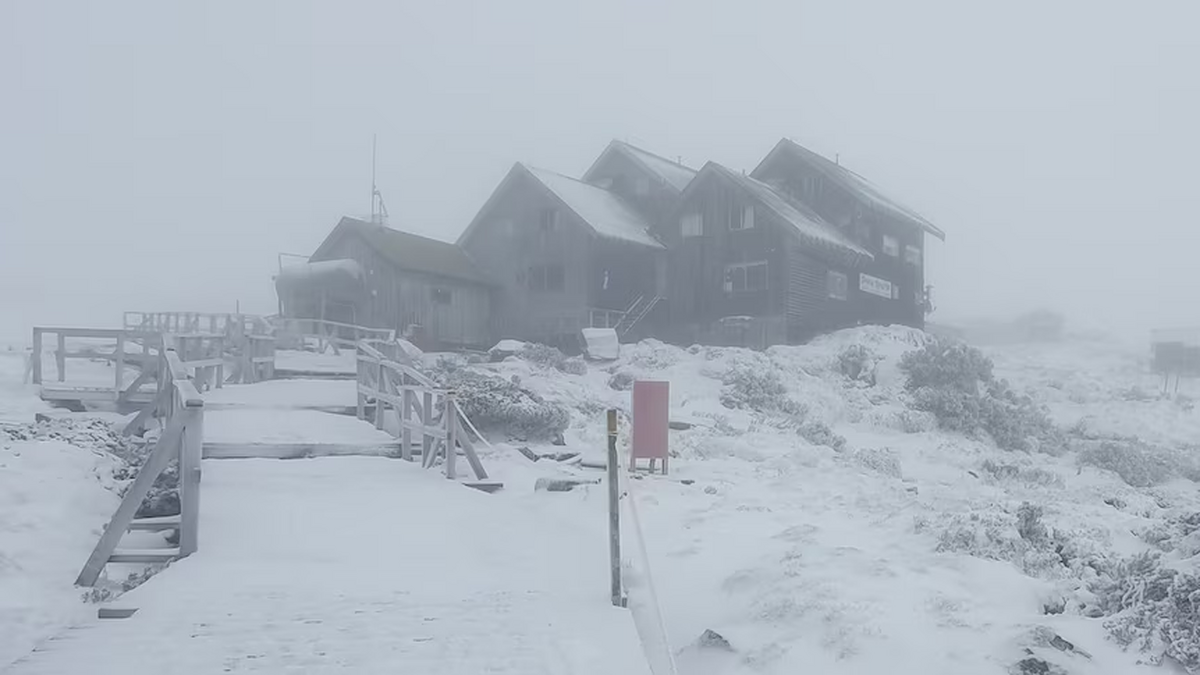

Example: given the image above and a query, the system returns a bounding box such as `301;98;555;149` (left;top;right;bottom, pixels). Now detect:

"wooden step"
463;481;504;493
98;607;139;619
108;548;180;564
127;515;181;532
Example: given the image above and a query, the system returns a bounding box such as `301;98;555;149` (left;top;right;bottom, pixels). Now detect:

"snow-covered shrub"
980;460;1063;488
798;420;847;451
1017;502;1048;545
900;339;1060;452
1076;439;1188;488
853;447;901;478
1092;552;1200;670
559;356;588;376
719;364;804;416
433;368;569;441
607;370;635;391
837;344;878;384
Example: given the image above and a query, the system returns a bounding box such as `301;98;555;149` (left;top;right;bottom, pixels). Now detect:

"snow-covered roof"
708;163;873;260
614;141;697;192
756;139;945;241
525;166;665;249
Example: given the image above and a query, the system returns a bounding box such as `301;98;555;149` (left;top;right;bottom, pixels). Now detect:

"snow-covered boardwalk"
7;457;650;674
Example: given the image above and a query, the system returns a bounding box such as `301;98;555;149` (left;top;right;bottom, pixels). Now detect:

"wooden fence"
355;342;491;484
30;327;162;403
77;350;204;586
275;317;395;355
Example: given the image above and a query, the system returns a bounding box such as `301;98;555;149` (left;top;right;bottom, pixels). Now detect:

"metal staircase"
614;295;661;337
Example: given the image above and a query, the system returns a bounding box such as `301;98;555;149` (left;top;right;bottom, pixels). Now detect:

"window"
539;208;559;232
528;264;565;292
634;176;651;196
882;234;900;257
827;271;848;300
904;245;922;265
724;261;768;293
430;287;452;304
681;213;703;237
728;204;755;231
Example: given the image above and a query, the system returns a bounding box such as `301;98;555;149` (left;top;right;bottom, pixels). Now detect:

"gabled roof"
752;138;945;241
583;140;698;193
689;162;873;262
313;217;493;285
525;166;664;249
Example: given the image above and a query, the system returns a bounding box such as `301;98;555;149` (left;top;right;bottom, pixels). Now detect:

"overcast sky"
2;0;1197;345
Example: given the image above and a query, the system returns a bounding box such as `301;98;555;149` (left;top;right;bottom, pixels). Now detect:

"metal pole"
607;409;624;607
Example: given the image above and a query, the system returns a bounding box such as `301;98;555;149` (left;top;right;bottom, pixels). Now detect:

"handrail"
77;347;204;587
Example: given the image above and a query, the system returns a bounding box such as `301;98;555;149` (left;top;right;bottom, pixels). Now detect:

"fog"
3;0;1198;346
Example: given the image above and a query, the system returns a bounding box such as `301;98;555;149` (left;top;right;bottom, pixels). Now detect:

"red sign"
631;380;669;473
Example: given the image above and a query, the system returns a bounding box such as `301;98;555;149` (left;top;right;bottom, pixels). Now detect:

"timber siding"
313;231;492;349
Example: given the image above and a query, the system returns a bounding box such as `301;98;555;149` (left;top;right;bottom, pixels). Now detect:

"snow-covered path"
5;458;650;675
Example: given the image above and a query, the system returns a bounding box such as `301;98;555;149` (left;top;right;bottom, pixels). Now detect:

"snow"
203;409;397;447
0;439;122;668
712;164;873;260
273;349;357;375
0;352;50;423
446;327;1200;674
7;325;1200;673
526;165;665;249
617;142;697;193
202;379;357;410
581;328;619;360
5;458;653;675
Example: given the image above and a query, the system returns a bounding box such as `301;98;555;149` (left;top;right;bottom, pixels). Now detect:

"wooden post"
114;332;126;397
444;394;458;480
607;409;623;607
31;328;42;384
56;332;66;382
422;390;434;468
214;336;224;389
400;388;413;461
374;361;385;430
178;404;203;557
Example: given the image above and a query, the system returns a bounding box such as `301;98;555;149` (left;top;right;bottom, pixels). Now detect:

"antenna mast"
370;134;389;225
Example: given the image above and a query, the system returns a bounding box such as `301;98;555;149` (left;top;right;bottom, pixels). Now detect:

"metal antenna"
371;134;378;223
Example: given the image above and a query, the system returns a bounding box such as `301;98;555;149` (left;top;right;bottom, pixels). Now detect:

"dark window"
827;271;848;300
724;261;768;293
539;208;559;232
529;264;565;292
430;287;452;304
728;203;754;231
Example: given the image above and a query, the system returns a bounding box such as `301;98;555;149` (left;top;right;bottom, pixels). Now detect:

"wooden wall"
314;233;492;349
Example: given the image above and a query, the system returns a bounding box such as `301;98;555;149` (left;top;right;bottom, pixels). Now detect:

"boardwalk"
6;457;650;674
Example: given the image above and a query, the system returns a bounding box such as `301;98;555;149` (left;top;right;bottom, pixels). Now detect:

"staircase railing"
77;349;204;587
614;295;662;337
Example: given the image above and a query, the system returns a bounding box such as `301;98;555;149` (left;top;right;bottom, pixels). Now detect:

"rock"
552;432;566;447
704;485;718;495
516;446;540;462
1011;658;1067;675
696;629;733;652
488;339;528;362
668;420;693;430
680;479;695;486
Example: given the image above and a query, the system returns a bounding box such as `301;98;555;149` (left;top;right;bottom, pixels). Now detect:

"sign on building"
859;273;893;299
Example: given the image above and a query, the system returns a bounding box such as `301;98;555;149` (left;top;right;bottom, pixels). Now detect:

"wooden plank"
31;328;42;384
114;333;125;394
463;481;504;493
202;442;399;459
76;416;186;586
56;333;66;382
98;607;139;619
178;407;203;557
400;388;413;461
456;416;488;480
445;397;458;480
127;515;181;531
421;390;434;469
108;548;180;564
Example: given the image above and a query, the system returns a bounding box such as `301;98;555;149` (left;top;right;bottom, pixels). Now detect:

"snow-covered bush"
1076;439;1191;488
719;364;805;416
900;339;1060;452
853;447;901;478
607;370;635;391
433;368;569;441
1093;552;1200;670
798;420;846;451
837;344;878;384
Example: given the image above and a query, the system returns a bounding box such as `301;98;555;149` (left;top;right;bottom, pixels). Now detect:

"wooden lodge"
278;138;944;351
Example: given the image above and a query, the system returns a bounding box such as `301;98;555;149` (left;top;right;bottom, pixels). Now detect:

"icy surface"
202;379;357;410
203;408;396;446
273;349;357;375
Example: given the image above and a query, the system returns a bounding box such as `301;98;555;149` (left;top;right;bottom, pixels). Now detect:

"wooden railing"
275;318;395;355
355;342;489;482
30;327;161;402
77;350;204;586
123;311;272;338
125;312;276;385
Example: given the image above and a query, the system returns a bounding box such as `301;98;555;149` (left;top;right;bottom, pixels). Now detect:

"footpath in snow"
5;457;650;675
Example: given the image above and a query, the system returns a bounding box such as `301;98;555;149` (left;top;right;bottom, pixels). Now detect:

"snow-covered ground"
431;328;1200;674
5;328;1200;673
